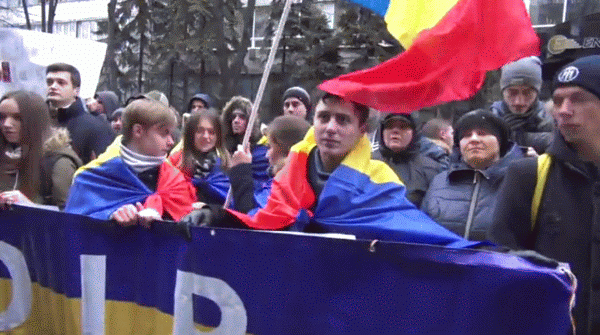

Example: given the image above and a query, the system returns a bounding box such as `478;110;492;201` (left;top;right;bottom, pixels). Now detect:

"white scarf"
120;144;165;173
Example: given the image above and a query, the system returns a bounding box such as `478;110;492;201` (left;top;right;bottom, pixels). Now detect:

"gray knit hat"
500;56;543;92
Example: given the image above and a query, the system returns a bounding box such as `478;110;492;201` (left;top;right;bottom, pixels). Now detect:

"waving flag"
65;144;196;221
228;128;477;247
319;0;540;114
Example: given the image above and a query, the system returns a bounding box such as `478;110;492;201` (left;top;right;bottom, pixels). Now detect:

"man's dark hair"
46;63;81;88
319;92;369;126
421;118;451;140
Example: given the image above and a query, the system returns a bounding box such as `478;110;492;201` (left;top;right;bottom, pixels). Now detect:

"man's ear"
74;86;80;98
131;123;144;139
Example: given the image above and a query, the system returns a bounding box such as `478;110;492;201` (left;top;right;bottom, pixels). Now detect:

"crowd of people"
0;55;599;333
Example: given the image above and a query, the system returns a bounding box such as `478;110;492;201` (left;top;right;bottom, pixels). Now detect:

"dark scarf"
502;105;536;130
193;151;218;180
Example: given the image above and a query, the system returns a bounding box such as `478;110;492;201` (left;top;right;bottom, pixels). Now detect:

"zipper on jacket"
464;172;481;239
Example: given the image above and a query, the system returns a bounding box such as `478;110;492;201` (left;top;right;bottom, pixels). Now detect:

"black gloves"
179;207;213;227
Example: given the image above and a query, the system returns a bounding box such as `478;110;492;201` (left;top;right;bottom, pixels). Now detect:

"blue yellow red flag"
320;0;540;114
65;147;196;221
229;128;477;247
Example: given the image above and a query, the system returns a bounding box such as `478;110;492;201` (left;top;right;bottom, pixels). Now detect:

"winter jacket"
421;146;522;241
53;98;115;164
418;137;451;169
40;128;83;209
372;125;442;207
221;104;269;186
489;99;554;154
488;131;599;334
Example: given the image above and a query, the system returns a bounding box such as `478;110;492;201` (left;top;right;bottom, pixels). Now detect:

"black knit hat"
454;110;511;157
553;55;600;100
283;86;311;112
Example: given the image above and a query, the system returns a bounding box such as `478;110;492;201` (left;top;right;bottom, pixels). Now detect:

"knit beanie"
283;87;311;112
553;55;600;100
500;56;543;92
454;110;511;157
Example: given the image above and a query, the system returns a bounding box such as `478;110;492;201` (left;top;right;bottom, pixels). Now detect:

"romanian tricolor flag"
168;150;231;205
228;128;475;247
319;0;540;114
65;143;196;221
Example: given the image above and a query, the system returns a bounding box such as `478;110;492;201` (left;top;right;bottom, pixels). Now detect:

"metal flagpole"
223;0;294;208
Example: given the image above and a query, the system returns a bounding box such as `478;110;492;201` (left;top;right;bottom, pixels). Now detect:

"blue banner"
0;206;574;334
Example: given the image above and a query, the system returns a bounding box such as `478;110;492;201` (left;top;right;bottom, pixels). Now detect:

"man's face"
459;128;500;169
231;109;248;135
382;119;413;152
552;86;600;148
190;99;207;114
283;97;307;119
194;118;217;153
135;123;175;157
502;85;538;114
87;97;105;114
46;71;79;108
313;99;364;167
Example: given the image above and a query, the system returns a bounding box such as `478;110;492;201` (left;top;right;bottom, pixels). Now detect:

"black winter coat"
372;134;442;208
54;98;115;164
488;132;600;334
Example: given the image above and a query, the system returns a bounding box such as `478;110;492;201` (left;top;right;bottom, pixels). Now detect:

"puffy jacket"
421;144;524;241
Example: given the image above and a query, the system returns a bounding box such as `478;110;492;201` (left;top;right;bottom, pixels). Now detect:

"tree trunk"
21;0;31;30
138;32;145;92
40;0;46;33
106;0;118;92
47;0;58;33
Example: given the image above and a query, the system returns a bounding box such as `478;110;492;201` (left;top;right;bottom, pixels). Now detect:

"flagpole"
223;0;294;208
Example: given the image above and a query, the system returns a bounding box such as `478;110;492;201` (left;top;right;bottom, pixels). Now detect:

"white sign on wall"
0;28;107;99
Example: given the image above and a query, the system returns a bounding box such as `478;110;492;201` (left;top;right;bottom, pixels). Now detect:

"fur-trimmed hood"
43;127;83;165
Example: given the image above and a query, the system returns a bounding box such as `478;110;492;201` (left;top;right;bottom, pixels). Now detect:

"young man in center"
65;98;196;226
206;93;472;246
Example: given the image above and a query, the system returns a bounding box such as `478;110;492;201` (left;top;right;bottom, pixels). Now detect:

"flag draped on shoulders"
65;142;196;221
228;128;476;247
168;150;231;205
319;0;540;114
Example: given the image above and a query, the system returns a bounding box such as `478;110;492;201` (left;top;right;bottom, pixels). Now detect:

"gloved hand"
509;249;560;268
179;207;213;227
